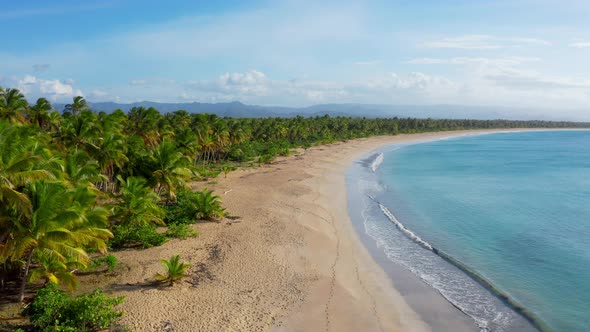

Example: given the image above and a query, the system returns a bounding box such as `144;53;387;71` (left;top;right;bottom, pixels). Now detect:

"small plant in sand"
155;255;192;286
220;165;236;178
194;188;226;220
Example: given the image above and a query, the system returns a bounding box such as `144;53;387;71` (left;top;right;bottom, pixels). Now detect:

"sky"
1;0;590;119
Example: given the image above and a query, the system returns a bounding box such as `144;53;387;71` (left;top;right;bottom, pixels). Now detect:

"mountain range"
52;101;574;121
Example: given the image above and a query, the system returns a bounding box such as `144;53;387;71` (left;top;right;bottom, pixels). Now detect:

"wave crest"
370;153;384;172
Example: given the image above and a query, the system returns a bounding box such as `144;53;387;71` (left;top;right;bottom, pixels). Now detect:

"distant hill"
52;101;571;121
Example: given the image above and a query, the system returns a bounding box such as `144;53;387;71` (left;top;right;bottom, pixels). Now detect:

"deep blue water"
357;131;590;332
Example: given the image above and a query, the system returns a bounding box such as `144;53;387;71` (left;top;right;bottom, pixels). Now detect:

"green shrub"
165;223;199;240
164;189;199;225
258;154;275;165
154;255;191;286
24;283;124;332
227;146;254;162
90;254;118;271
110;224;167;249
194;188;226;220
164;188;226;223
278;147;291;156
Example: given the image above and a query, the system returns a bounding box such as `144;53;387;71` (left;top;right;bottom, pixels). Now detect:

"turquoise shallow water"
370;131;590;331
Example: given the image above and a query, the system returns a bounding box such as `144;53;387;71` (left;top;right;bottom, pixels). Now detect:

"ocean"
349;130;590;332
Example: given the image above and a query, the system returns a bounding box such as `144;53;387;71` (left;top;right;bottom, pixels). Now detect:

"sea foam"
370;152;384;172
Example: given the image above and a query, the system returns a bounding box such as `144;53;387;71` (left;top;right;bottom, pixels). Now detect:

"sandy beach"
105;129;524;331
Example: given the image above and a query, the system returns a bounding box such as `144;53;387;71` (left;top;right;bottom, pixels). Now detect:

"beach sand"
108;130;518;332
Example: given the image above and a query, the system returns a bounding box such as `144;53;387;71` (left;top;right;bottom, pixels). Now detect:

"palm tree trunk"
19;250;33;303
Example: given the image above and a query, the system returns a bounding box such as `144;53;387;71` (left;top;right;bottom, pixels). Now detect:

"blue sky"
1;0;590;119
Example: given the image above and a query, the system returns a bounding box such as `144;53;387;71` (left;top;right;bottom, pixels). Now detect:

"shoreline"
108;129;566;331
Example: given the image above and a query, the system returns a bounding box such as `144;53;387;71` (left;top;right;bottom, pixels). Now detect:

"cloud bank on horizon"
1;0;589;119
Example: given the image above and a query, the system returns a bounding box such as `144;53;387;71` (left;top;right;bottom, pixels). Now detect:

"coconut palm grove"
0;86;589;330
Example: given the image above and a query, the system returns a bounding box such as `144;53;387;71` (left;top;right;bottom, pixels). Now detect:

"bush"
227;146;254;162
90;254;118;271
258;154;275;165
194;188;226;220
164;188;226;223
165;223;199;240
24;283;124;332
110;224;167;249
164;189;199;225
278;147;291;156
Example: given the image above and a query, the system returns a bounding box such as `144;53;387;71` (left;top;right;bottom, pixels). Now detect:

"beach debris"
161;320;174;331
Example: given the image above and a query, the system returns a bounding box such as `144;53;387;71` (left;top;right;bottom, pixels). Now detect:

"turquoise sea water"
355;131;590;332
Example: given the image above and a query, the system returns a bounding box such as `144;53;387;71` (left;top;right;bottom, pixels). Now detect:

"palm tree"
154;254;191;286
87;132;128;192
127;107;162;146
0;88;28;124
228;119;250;145
167;110;192;128
46;111;62;134
55;109;99;150
149;141;193;200
1;181;112;302
211;118;230;160
28;97;52;129
111;176;165;227
174;128;200;159
27;250;83;291
0;123;55;218
64;96;88;116
63;149;106;186
194;188;226;220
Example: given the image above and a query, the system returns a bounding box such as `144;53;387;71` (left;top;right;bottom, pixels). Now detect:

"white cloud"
569;42;590;48
185;70;269;96
401;54;590;113
75;67;590;113
89;89;109;101
180;70;455;105
406;56;540;66
1;75;84;102
486;70;590;90
423;35;550;50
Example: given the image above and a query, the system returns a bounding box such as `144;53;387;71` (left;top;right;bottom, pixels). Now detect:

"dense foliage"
1;86;589;304
24;283;124;332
